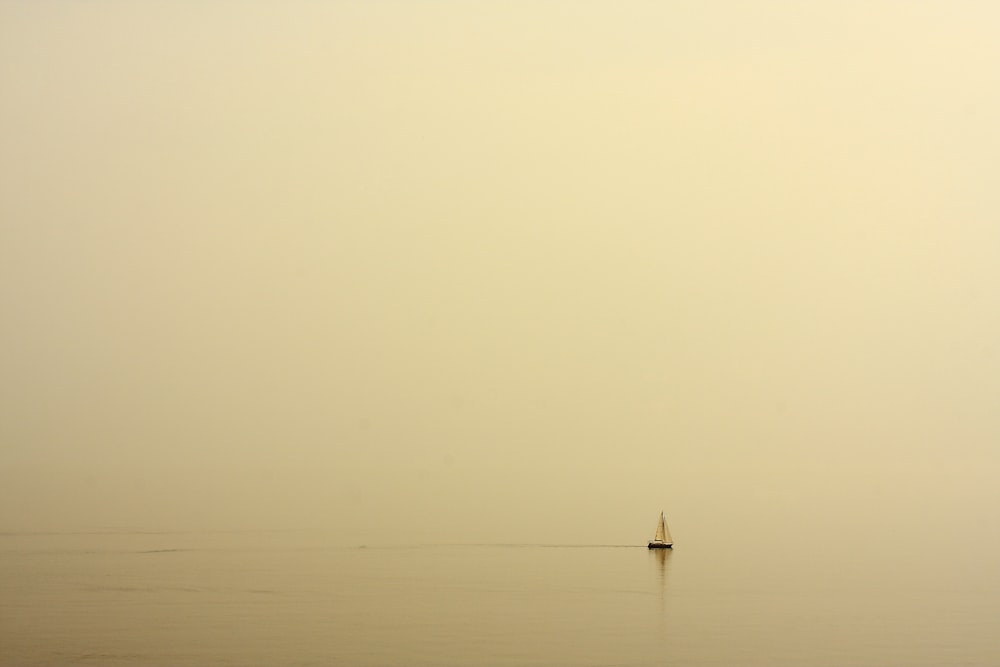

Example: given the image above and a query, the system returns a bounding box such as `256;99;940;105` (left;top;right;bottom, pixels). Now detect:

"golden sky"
1;2;998;548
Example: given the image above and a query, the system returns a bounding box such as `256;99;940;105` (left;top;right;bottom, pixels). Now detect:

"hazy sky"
1;2;998;548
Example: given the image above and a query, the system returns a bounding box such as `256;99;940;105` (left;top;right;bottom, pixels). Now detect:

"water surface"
1;531;997;666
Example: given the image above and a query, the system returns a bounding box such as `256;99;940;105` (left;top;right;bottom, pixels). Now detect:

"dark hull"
648;542;672;549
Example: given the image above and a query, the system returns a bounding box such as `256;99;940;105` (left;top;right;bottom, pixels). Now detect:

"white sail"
659;513;673;544
653;512;672;544
654;515;666;542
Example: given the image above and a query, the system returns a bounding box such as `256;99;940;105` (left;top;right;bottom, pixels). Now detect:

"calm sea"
1;531;998;666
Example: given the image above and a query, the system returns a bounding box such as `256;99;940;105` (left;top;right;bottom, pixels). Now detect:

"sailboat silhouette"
648;511;673;549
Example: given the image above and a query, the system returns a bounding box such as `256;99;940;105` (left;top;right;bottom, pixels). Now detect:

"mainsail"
654;512;672;544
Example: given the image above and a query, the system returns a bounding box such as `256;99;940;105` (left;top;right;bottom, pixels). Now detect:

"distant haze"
2;2;998;552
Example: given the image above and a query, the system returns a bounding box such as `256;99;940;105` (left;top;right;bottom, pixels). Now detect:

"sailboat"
648;511;673;549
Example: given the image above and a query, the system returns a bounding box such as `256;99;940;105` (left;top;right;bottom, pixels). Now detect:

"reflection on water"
651;546;672;587
650;547;672;623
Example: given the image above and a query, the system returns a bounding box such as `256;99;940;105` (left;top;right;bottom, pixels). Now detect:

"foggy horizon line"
0;530;653;549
